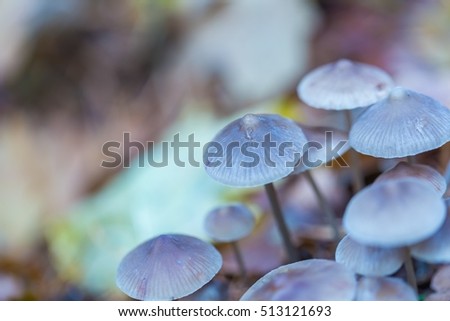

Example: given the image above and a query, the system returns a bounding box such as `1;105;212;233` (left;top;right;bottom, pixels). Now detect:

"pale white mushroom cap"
204;113;308;187
343;177;446;247
116;234;222;301
350;87;450;158
335;235;404;276
240;259;357;301
298;59;394;110
204;204;255;242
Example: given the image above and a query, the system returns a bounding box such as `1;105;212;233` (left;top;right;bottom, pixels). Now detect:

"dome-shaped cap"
116;234;222;301
355;277;417;301
343;177;446;247
410;200;450;263
335;235;404;276
292;125;350;174
204;113;308;187
350;87;450;158
375;162;447;196
204;204;255;242
240;259;356;301
297;59;394;110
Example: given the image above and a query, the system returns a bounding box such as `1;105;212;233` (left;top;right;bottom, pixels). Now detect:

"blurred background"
0;0;449;300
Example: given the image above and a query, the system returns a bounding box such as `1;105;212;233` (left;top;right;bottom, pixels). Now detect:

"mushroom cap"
204;113;308;187
297;59;394;110
240;259;357;301
375;161;447;196
292;125;350;174
116;234;222;301
410;200;450;263
335;235;404;276
430;265;450;293
350;87;450;158
355;277;417;301
204;204;255;242
343;177;446;247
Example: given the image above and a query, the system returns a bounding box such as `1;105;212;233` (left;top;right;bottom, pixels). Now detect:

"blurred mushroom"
297;59;394;111
292;125;350;242
343;177;446;291
204;204;255;281
204;113;308;262
410;200;450;263
355;277;417;301
240;259;357;301
350;87;450;159
297;59;394;192
335;235;404;277
375;161;447;196
116;234;222;301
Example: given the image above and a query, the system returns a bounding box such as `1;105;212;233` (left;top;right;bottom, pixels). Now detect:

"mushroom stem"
345;110;364;193
230;241;247;283
403;249;418;294
303;171;341;243
264;183;298;263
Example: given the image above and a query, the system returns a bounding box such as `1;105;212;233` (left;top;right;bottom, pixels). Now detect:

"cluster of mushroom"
115;59;450;301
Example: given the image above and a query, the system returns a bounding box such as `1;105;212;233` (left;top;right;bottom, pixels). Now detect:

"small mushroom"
355;277;417;301
343;178;446;247
292;125;350;242
410;200;450;263
350;87;450;159
204;113;309;262
297;59;393;192
204;113;307;187
116;234;222;301
240;259;357;301
343;177;446;292
297;59;394;111
335;235;404;277
204;204;255;281
375;161;447;196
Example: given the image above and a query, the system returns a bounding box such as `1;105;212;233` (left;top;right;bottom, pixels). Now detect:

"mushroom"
204;113;308;262
343;177;446;292
350;87;450;160
355;277;417;301
410;199;450;263
292;125;350;242
297;59;394;111
240;259;357;301
297;59;395;192
375;161;447;196
204;204;255;281
116;234;222;301
335;235;404;277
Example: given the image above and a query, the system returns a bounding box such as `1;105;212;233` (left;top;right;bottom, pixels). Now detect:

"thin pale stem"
403;249;418;294
345;110;364;193
264;183;298;263
231;241;247;283
304;171;341;243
